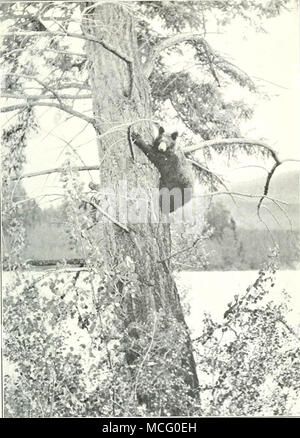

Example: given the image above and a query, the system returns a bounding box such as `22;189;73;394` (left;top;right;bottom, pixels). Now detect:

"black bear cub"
131;126;194;213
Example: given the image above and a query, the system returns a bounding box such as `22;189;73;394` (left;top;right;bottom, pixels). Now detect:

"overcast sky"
2;6;299;204
213;8;300;160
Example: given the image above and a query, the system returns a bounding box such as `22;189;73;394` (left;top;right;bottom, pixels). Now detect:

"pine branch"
2;29;134;96
143;32;209;78
188;158;226;188
188;158;237;206
2;29;133;66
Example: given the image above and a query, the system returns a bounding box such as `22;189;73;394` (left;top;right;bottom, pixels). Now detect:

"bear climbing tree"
130;126;194;213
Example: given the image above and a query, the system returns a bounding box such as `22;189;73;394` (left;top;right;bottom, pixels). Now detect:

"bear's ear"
171;131;178;141
158;126;165;135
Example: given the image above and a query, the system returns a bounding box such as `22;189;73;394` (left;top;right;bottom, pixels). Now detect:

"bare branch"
231;164;269;173
4;71;66;106
51;82;90;90
2;72;88;100
84;198;130;234
2;30;125;56
183;137;289;217
257;158;300;215
2;72;93;119
0;101;94;125
159;236;202;263
11;165;100;181
0;12;79;24
18;83;90;92
257;162;279;213
2;92;92;100
194;191;288;205
2;46;87;59
183;137;280;163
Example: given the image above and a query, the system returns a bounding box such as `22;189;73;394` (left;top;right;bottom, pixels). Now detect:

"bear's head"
154;126;178;152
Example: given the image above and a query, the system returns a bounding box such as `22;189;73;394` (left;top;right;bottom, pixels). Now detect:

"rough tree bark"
82;3;199;411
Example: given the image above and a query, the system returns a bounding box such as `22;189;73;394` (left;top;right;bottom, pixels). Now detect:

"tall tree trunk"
82;3;199;414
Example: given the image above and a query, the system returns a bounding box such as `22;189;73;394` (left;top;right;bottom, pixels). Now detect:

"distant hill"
219;169;300;230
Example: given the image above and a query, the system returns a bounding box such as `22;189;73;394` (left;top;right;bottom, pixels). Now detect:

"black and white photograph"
0;0;299;419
